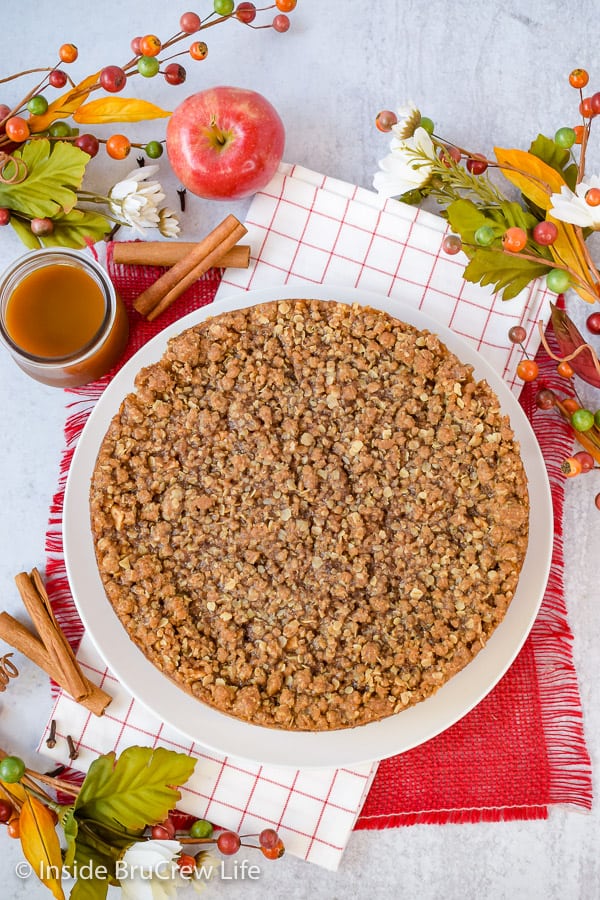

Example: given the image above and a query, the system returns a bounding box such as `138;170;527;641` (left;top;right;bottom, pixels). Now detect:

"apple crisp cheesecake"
90;299;529;731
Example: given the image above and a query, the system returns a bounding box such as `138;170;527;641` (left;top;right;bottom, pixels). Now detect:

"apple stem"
209;117;228;146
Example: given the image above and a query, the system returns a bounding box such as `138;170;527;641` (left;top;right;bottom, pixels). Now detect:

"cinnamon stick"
0;613;111;717
133;214;248;321
15;571;89;703
113;241;250;269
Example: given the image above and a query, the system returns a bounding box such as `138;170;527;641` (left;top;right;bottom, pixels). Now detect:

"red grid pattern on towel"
40;165;592;872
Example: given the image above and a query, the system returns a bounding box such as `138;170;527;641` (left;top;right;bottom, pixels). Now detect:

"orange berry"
502;226;528;252
585;187;600;206
561;456;583;477
569;68;589;89
140;34;162;57
189;41;208;60
562;397;579;414
516;359;539;382
557;360;574;378
5;116;30;142
7;818;20;839
59;43;78;63
276;0;297;9
106;134;131;160
574;125;585;144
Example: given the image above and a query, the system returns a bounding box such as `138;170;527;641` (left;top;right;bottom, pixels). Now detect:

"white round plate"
63;285;553;768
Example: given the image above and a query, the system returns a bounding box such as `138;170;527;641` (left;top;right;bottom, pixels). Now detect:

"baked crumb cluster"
90;299;529;731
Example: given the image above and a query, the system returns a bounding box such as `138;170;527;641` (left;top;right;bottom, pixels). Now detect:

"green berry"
0;756;26;784
145;140;163;159
27;95;48;116
137;56;160;78
214;0;235;13
571;408;595;432
48;121;72;138
555;127;576;149
595;410;600;428
419;116;434;135
546;268;570;293
190;818;213;839
474;225;496;246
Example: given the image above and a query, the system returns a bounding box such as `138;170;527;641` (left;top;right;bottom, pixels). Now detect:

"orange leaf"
547;217;597;303
73;97;171;124
28;72;100;133
494;147;566;209
19;794;65;900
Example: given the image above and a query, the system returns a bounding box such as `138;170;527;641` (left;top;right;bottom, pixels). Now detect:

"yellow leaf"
19;794;65;900
0;780;27;805
73;97;171;124
494;147;566;210
547;216;597;303
28;72;100;133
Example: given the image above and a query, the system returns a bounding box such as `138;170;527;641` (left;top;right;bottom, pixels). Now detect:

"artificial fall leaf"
547;219;597;304
73;97;171;124
554;398;600;464
550;303;600;387
494;147;566;210
74;746;196;833
28;72;100;133
19;793;65;900
0;139;88;218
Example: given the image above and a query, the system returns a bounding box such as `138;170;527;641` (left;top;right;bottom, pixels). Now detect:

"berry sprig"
374;69;600;305
0;2;297;164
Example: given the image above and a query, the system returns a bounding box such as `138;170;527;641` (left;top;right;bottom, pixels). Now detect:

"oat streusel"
90;299;529;731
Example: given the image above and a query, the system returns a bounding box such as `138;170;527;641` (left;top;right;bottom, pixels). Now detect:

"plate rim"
63;284;553;768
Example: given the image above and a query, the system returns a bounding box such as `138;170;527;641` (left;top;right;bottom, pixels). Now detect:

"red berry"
180;12;201;32
74;133;100;157
586;312;600;334
151;817;176;840
580;96;594;118
533;220;558;246
30;217;54;236
508;325;527;344
569;68;589;89
442;234;462;255
466;154;488;175
0;800;14;823
261;839;285;859
164;63;187;86
272;14;290;32
574;450;595;472
236;2;257;22
591;93;600;115
0;208;10;226
48;69;68;88
130;36;143;55
595;493;600;511
516;359;539;382
439;145;461;167
259;828;280;849
100;66;127;93
375;110;398;133
216;831;241;855
0;103;11;123
535;388;556;410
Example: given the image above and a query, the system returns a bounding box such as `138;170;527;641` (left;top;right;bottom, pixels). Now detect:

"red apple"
166;86;285;200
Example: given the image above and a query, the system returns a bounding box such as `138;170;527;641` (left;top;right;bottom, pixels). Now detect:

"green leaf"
9;216;42;249
0;139;89;219
60;807;78;871
69;876;109;900
462;247;551;300
74;747;196;833
39;208;111;248
529;133;579;190
70;839;113;900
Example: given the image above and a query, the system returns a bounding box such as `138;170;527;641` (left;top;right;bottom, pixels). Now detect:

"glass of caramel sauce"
0;248;129;388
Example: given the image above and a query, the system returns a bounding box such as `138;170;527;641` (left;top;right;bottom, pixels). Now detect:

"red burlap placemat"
44;251;593;829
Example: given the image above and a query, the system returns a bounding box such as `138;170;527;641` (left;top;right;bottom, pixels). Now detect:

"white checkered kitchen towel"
40;163;553;871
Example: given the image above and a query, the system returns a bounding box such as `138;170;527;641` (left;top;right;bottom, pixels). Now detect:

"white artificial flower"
118;840;183;900
549;176;600;229
390;100;422;140
373;126;436;199
109;165;166;234
158;207;181;238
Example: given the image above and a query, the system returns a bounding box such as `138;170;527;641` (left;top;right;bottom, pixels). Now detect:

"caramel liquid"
5;263;106;358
